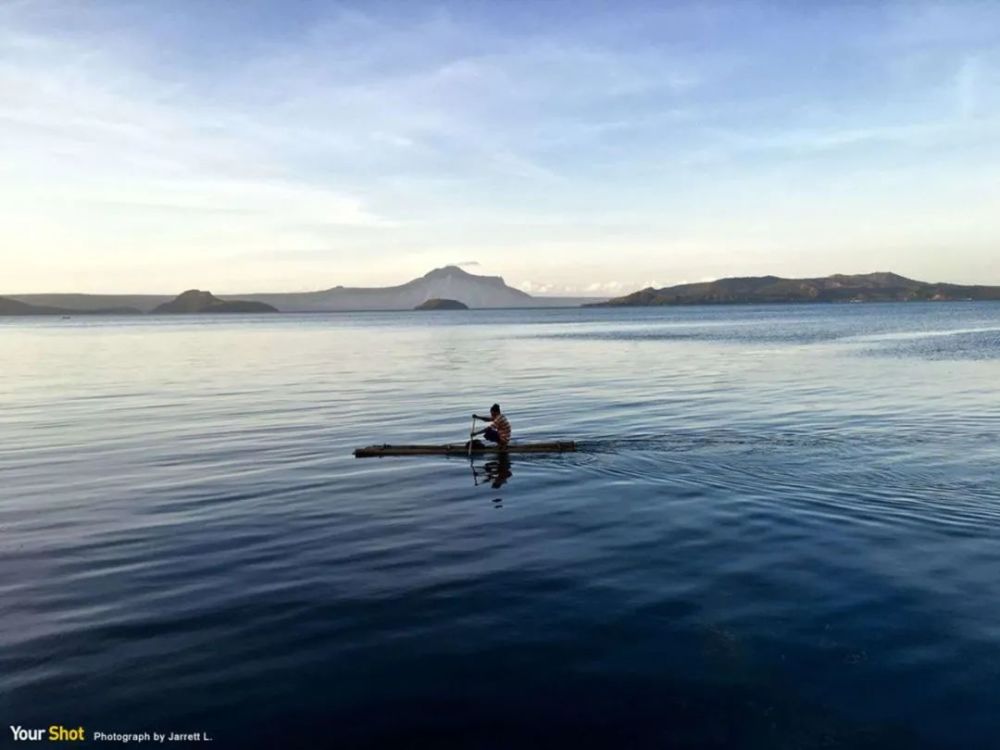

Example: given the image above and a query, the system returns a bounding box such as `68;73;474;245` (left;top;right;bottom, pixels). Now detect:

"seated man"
473;403;511;448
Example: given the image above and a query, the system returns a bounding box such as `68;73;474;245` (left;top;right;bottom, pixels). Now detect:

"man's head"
490;403;501;417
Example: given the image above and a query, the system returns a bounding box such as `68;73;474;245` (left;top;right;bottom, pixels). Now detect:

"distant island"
0;295;140;316
589;273;1000;306
415;298;468;310
6;268;1000;315
7;266;602;313
152;290;278;314
234;266;533;311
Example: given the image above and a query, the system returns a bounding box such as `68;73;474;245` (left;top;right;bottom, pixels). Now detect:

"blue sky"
2;0;999;294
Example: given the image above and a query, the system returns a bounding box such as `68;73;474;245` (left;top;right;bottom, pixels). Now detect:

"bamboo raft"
353;441;576;458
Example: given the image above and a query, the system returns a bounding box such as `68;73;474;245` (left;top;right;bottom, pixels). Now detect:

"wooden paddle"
468;415;476;458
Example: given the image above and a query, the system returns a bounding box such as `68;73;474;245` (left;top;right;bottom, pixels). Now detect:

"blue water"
2;303;999;748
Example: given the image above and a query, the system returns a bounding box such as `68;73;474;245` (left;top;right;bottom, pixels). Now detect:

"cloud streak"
2;1;1000;293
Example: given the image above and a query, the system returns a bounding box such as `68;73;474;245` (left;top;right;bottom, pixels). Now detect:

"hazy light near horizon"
1;0;999;295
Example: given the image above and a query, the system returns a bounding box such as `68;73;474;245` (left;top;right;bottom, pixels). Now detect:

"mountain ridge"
8;266;590;312
11;268;998;314
589;272;1000;306
238;265;533;311
0;295;141;316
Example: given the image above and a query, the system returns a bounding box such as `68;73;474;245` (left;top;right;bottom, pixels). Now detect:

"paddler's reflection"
471;453;513;489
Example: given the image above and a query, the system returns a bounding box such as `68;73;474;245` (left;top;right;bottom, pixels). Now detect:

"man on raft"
472;403;511;448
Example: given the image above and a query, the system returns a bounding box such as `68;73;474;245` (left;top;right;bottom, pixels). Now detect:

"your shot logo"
9;725;85;742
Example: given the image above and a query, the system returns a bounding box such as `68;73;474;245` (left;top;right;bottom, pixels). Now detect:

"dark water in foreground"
2;303;999;749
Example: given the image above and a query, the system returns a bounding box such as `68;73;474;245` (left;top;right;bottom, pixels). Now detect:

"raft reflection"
471;453;513;489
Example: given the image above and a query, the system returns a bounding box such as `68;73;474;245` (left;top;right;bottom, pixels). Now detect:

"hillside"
152;290;278;314
589;273;1000;306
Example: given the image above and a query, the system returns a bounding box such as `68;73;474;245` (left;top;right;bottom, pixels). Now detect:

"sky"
2;0;999;295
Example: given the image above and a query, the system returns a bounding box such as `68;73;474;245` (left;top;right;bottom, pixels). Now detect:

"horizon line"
2;268;992;299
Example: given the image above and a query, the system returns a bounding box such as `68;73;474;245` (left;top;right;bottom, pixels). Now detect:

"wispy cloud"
2;1;1000;292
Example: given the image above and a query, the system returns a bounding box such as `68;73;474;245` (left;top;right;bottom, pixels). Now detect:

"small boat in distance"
354;442;576;458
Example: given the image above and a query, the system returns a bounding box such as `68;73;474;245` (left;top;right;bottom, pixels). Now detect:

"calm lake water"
2;303;1000;748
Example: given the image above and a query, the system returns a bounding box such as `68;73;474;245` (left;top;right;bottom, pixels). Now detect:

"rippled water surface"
3;303;1000;748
